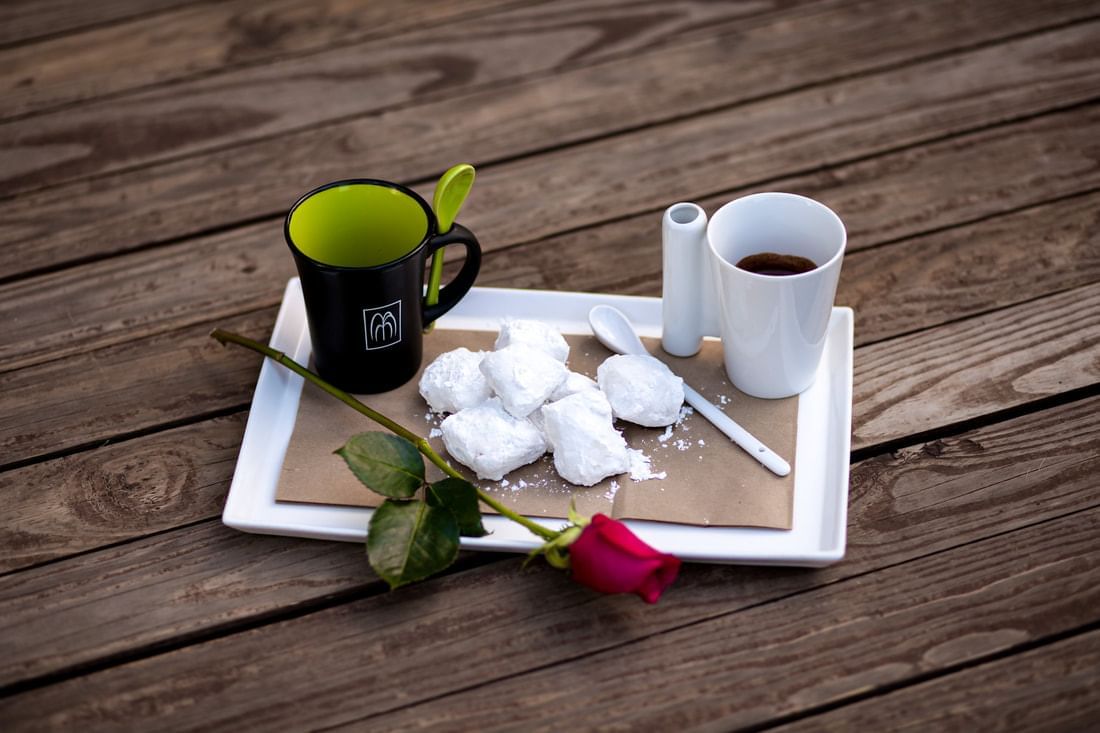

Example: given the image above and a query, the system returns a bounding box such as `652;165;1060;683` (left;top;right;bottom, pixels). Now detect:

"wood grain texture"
478;191;1100;345
843;395;1100;569
0;0;518;120
4;11;1098;279
852;280;1100;450
773;630;1100;732
3;33;1099;371
0;0;812;194
2;206;1097;469
837;192;1100;344
342;510;1100;731
0;0;196;48
0;220;294;372
1;394;1096;713
2;1;1098;726
6;106;1100;376
0;414;245;574
463;99;1100;268
0;519;378;690
2;472;1097;730
0;309;272;467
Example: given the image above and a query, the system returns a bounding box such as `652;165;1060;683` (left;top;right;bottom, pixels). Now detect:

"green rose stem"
211;329;558;541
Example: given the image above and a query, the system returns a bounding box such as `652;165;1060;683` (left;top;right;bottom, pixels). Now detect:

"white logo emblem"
363;301;402;350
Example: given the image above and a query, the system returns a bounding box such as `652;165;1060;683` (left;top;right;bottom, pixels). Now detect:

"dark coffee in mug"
735;252;817;276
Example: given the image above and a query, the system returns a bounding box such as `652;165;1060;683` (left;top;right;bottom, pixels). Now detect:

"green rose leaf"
337;432;424;498
367;499;459;589
427;477;488;538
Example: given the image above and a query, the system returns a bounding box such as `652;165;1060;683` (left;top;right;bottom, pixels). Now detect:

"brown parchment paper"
277;331;797;529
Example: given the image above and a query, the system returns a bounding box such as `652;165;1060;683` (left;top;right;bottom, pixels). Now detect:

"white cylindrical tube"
661;202;708;357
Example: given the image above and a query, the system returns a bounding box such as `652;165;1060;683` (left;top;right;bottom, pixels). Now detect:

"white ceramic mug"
661;192;846;399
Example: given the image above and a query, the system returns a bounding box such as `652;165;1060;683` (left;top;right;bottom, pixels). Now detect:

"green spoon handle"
426;164;475;332
426;249;446;309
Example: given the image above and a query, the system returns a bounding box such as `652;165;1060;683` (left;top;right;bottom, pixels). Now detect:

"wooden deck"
2;0;1099;729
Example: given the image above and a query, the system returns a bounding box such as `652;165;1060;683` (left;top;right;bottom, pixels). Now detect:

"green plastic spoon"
425;163;476;332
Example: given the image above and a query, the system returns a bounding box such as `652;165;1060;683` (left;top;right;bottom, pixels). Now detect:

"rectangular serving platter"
223;278;853;566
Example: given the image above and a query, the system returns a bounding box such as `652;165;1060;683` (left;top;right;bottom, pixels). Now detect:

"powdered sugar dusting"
628;448;666;482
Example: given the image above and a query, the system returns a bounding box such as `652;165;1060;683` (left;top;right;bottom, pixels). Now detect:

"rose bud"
569;514;681;603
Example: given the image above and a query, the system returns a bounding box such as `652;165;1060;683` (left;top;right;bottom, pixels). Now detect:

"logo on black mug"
363;301;402;350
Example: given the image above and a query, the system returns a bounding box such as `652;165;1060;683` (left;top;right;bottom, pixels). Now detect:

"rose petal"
569;514;681;603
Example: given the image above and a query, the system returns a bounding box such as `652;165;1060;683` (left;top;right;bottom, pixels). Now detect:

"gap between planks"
4;369;1097;575
0;0;847;194
759;624;1100;732
4;462;1095;726
2;229;1098;473
0;0;534;124
5;95;1100;369
4;76;1098;288
0;385;1097;698
0;0;202;51
4;0;1095;250
0;551;504;700
320;507;1100;731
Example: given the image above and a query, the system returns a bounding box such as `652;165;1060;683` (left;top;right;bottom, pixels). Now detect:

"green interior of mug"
288;183;429;268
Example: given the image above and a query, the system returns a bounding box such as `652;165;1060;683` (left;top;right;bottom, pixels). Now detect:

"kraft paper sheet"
277;331;798;529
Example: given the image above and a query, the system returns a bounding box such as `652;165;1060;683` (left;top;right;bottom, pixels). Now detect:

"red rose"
569;514;681;603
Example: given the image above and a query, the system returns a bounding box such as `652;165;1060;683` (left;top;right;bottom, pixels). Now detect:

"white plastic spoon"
588;304;791;477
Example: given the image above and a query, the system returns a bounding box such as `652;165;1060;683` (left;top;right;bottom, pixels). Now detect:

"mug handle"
422;223;481;326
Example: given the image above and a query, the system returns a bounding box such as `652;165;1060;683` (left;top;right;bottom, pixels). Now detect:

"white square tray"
223;278;852;566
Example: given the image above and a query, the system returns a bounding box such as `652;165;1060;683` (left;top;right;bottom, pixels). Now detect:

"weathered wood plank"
0;220;293;372
852;280;1100;450
0;520;379;691
2;453;1096;730
842;398;1100;569
0;0;820;194
1;1;1095;278
1;2;1093;725
0;0;518;120
339;510;1100;731
0;0;196;48
0;414;245;573
0;309;272;467
1;392;1095;701
437;99;1100;269
3;35;1099;372
772;630;1100;733
837;192;1100;345
479;191;1100;345
3;207;1098;468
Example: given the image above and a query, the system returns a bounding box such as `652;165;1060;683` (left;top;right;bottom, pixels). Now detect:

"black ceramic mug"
285;179;481;393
